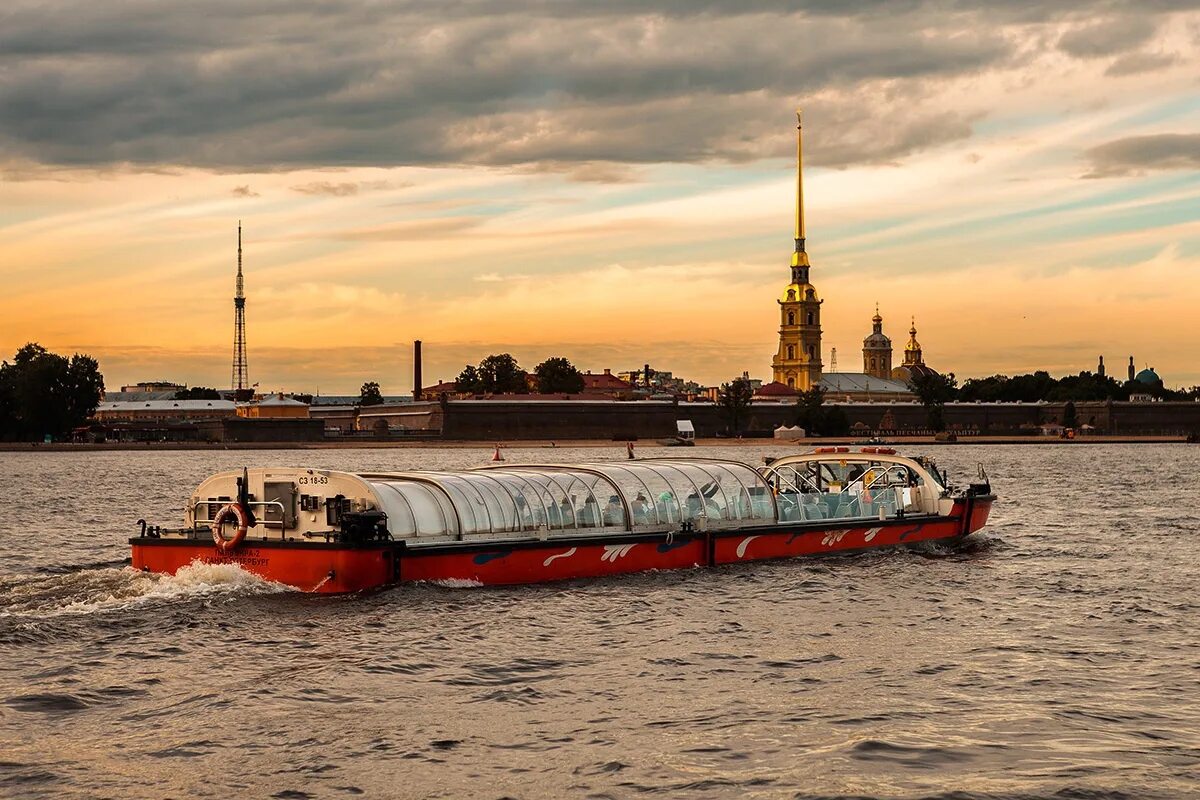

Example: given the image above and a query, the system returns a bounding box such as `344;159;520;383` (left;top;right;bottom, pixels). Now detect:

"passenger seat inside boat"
630;493;651;526
656;493;679;524
577;497;601;528
603;496;625;527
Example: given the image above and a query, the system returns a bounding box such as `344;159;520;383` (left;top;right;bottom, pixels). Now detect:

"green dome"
1135;367;1161;384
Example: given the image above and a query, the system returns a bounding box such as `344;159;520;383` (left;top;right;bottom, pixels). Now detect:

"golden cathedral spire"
791;109;809;268
774;109;822;392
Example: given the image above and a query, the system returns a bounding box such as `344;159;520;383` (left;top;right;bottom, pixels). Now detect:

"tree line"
456;354;586;395
782;367;1196;435
354;355;589;406
716;377;851;437
957;369;1198;403
0;344;105;441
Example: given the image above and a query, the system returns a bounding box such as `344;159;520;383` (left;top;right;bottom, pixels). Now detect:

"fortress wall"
195;418;326;442
440;401;681;440
428;400;1200;439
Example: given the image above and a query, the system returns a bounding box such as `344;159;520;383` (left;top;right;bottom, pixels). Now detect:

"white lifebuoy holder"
212;502;249;553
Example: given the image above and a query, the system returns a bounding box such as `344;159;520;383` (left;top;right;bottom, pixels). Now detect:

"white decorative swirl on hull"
821;529;850;547
864;527;882;542
543;547;577;567
735;536;759;559
600;544;637;562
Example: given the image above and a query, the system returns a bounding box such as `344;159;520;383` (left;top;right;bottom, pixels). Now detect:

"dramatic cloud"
1104;51;1179;75
1084;133;1200;177
4;1;1200;391
1;0;1195;174
1057;16;1158;58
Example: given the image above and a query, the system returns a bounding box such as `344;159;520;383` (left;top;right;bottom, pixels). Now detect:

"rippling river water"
1;444;1198;799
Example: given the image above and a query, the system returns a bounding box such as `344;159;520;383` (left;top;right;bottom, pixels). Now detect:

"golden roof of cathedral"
779;282;818;303
905;317;922;351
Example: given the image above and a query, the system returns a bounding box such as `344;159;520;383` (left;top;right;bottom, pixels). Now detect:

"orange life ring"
212;502;249;553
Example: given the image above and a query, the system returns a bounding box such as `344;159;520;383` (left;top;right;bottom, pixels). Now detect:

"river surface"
1;444;1197;799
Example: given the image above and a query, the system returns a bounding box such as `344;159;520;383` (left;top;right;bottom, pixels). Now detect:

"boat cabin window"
766;458;930;522
374;481;457;538
361;459;775;542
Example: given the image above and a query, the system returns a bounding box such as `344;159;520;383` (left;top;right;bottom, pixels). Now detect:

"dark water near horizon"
1;444;1197;799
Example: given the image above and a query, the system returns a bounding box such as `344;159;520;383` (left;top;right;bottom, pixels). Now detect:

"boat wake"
427;578;486;589
908;532;1001;558
0;561;290;619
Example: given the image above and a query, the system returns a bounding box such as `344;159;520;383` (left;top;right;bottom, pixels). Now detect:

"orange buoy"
492;444;504;462
212;502;249;553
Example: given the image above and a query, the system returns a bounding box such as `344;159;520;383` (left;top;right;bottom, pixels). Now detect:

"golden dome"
779;282;818;303
905;318;922;352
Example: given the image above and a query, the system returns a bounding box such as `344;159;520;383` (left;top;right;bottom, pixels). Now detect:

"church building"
891;318;937;383
770;111;823;392
863;305;892;378
764;113;936;403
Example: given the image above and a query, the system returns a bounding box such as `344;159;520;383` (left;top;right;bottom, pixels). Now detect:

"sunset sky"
2;1;1198;394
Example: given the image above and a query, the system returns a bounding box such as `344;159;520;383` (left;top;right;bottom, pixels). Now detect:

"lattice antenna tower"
830;347;838;373
232;221;249;392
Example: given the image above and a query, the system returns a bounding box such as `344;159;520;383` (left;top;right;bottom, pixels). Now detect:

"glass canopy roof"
360;459;776;540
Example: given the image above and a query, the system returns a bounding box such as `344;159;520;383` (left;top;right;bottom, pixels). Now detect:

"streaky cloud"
1084;133;1200;177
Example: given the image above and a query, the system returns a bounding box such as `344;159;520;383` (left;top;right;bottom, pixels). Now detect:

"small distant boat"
131;448;995;593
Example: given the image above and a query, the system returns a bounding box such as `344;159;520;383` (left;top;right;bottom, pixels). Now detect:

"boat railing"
189;499;290;535
861;465;912;493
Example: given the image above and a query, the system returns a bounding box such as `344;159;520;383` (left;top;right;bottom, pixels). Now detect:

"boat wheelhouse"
131;450;994;592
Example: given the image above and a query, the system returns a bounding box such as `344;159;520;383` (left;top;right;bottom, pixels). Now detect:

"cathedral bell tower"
862;304;893;378
772;111;823;391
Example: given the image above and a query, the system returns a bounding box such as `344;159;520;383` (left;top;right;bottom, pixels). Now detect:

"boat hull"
130;496;993;593
131;539;396;593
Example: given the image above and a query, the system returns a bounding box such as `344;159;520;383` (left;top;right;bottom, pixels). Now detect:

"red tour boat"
131;449;995;593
